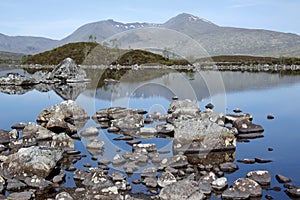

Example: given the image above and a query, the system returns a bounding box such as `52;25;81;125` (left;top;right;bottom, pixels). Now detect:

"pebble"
275;174;291;183
267;115;275;120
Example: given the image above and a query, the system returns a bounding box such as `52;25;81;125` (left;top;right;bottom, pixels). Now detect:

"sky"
0;0;299;40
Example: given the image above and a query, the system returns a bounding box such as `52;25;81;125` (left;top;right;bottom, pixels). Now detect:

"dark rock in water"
267;114;275;120
168;99;200;116
237;158;255;164
255;157;272;163
246;170;271;186
2;146;63;180
270;186;281;191
156;124;175;136
284;183;297;189
50;58;87;82
11;122;27;130
142;177;158;188
225;113;253;123
233;108;242;113
7;191;35;200
205;103;214;109
0;73;36;86
286;187;300;198
37;100;89;133
107;126;120;133
268;147;274;151
144;117;154;124
126;140;141;146
219;162;239;173
222;178;262;199
159;177;205;200
113;135;133;141
141;167;157;178
6;178;27;191
172;96;179;100
265;194;274;200
0;130;10;144
275;174;292;183
233;118;264;133
238;133;264;139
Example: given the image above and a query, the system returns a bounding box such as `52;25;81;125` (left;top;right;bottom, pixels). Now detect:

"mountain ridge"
1;13;300;57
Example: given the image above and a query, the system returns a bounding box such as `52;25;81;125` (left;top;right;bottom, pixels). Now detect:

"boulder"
173;116;236;153
50;58;87;82
246;170;271;186
233;118;264;133
159;177;205;200
37;100;89;133
222;178;262;199
2;146;63;180
22;122;55;140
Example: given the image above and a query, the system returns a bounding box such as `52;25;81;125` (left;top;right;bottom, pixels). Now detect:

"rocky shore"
1;59;299;199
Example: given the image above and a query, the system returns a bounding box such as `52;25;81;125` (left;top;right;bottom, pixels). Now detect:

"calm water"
1;66;300;199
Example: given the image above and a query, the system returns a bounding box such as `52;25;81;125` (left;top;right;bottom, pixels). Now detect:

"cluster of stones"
0;95;298;199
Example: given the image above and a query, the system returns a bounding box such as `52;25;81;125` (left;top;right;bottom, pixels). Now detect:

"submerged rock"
2;146;63;180
159;177;205;200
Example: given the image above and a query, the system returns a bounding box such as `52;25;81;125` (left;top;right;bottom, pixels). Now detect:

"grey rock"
159;178;205;200
7;191;35;200
139;127;157;136
111;113;144;130
247;170;271;186
53;172;66;183
275;174;291;183
22;122;55;140
82;168;113;189
51;132;74;151
2;146;63;179
133;143;156;153
237;158;255;164
286;187;300;198
157;171;177;187
160;155;189;168
9;129;19;139
222;178;262;199
123;162;138;174
6;178;27;191
9;136;37;151
168;99;200;116
11;122;27;130
141;167;157;178
24;176;52;189
255;157;272;163
225;113;253;123
50;58;87;82
233;118;264;133
98;157;111;165
142;177;158;188
80;126;99;139
74;170;88;181
199;172;217;184
156;124;175;136
112;154;126;166
0;129;10;144
86;139;104;156
55;191;74;200
211;177;228;190
173;116;236;153
37;100;89;133
219;162;239;173
0;73;36;86
109;171;126;182
0;176;4;193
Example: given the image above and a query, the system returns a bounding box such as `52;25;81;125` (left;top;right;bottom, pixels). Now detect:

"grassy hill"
24;42;99;65
0;51;24;64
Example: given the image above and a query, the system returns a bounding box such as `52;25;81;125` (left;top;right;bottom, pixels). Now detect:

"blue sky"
0;0;299;39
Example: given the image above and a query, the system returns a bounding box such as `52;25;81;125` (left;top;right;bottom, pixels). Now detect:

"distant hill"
1;13;300;57
0;33;57;54
0;51;24;64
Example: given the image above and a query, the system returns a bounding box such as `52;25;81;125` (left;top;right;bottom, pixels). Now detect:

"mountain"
0;33;58;54
1;13;300;57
